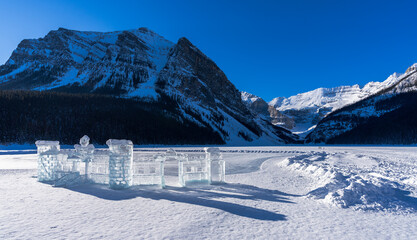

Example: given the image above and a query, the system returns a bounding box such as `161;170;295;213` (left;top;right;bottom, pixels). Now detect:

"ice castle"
36;136;225;189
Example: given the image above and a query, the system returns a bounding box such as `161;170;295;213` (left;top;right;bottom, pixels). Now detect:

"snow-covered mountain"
241;91;270;116
0;27;173;98
306;64;417;144
0;27;298;145
241;91;295;130
268;72;402;136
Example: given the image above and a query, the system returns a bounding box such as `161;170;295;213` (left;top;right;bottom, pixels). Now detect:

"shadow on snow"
66;183;300;221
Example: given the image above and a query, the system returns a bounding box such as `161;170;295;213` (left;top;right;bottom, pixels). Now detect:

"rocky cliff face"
241;91;295;130
268;106;295;129
0;28;298;145
241;92;269;116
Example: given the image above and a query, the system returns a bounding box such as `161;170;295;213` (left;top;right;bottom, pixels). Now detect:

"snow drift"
279;151;417;211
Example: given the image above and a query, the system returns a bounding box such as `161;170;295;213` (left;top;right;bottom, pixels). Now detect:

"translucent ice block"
205;147;225;184
178;152;210;187
35;141;60;182
89;152;110;184
107;139;133;189
132;152;165;188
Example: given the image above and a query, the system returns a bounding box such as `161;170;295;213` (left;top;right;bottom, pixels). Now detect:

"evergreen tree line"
0;90;224;145
327;92;417;144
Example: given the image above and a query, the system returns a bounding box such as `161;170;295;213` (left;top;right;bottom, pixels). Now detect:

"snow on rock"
268;71;403;135
271;73;402;112
241;91;262;105
241;92;297;134
243;65;414;139
0;28;299;145
0;27;174;100
306;64;417;143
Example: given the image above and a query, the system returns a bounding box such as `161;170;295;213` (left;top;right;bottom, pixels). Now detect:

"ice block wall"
178;152;210;187
35;141;60;182
89;152;110;184
132;152;165;188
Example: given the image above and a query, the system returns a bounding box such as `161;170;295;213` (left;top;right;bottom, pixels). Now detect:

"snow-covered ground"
1;146;417;239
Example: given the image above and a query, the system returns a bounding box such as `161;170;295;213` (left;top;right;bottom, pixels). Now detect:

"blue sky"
1;0;416;100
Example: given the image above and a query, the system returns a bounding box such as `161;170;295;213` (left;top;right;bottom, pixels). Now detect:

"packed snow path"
1;146;417;239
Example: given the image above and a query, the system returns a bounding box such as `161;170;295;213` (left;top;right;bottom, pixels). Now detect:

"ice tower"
107;139;134;189
35;141;61;182
205;147;225;184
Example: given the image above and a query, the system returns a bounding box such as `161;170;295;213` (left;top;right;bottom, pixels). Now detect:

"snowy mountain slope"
376;63;417;95
0;28;298;145
0;27;173;98
268;73;401;136
270;75;400;111
306;65;417;144
155;38;299;145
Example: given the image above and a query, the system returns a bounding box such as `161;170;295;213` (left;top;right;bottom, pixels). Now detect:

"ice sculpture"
178;148;225;186
132;152;166;188
35;141;60;182
52;149;82;187
88;150;110;184
205;147;225;184
163;148;180;179
36;137;226;189
178;151;211;187
74;135;95;180
107;139;134;189
165;148;177;161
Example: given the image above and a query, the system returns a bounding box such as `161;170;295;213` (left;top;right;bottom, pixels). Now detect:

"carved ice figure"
74;135;95;180
106;139;133;189
35;141;60;182
205;147;225;184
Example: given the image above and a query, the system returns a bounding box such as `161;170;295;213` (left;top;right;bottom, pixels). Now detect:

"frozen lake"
1;146;417;239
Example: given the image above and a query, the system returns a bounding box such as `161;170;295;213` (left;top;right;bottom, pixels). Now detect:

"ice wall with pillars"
36;137;225;189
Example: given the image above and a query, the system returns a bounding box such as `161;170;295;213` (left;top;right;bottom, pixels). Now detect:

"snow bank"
279;152;416;211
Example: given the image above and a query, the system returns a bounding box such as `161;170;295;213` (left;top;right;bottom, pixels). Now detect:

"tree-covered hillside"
0;90;224;145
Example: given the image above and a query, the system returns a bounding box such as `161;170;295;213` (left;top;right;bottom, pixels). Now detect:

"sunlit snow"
2;146;417;239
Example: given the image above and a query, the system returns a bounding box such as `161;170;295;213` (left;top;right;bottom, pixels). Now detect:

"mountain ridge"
306;65;417;144
242;64;414;140
0;27;298;145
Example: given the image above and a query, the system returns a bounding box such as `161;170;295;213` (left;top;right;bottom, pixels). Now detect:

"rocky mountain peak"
137;27;154;34
0;27;297;145
405;63;417;73
241;91;269;115
177;37;193;47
